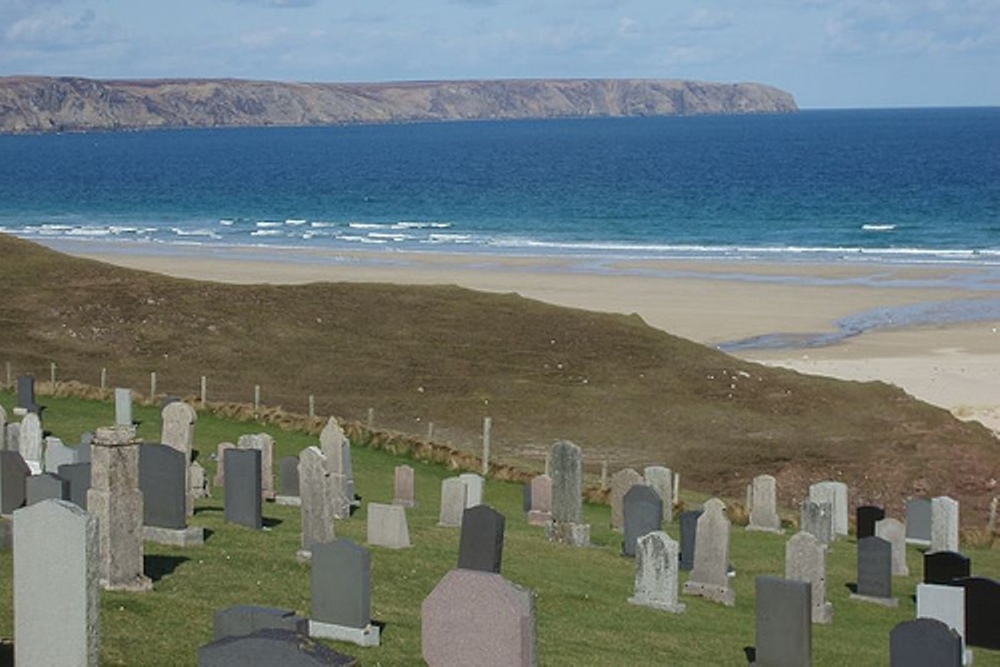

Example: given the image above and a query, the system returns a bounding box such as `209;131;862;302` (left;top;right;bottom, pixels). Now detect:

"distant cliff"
0;76;797;134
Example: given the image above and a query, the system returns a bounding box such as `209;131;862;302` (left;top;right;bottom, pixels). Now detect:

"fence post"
308;395;315;418
254;385;261;414
5;362;11;390
49;362;56;386
481;416;492;476
200;376;207;406
427;422;434;441
366;408;374;430
150;371;157;401
600;459;608;490
100;367;107;391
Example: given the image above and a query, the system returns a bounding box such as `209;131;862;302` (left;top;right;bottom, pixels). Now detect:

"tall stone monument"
545;440;590;547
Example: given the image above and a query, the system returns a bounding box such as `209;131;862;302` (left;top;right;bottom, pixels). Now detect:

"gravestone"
545;440;590;547
213;604;308;640
890;618;962;667
856;505;885;539
875;517;909;576
0;451;30;515
682;498;735;606
224;448;263;530
643;466;673;524
392;464;416;507
526;474;552;526
925;551;971;585
310;539;380;647
114;387;133;426
917;584;970;663
609;468;643;531
678;509;703;571
851;536;897;606
213;442;235;488
319;418;355;517
907;497;933;545
422;569;537;667
437;477;467;528
14;499;99;667
0;404;6;450
948;576;1000;650
755;577;811;667
25;472;69;506
747;474;783;534
199;628;357;666
58;462;91;510
523;481;532;514
458;504;505;573
238;433;275;501
366;502;410;549
459;472;484;508
785;531;833;624
622;484;663;557
87;425;152;591
809;481;848;537
299;447;335;556
931;496;960;553
276;456;301;506
800;500;833;545
44;437;86;474
190;460;209;500
5;423;18;458
17;375;40;413
627;531;685;613
161;401;197;516
18;412;43;473
140;443;204;546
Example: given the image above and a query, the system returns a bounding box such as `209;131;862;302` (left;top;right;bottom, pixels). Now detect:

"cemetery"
0;386;998;665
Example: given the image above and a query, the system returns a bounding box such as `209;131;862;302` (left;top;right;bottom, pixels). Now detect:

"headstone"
851;536;897;606
213;605;308;640
906;497;933;545
44;437;85;474
678;509;703;571
917;583;969;663
643;466;673;524
190;460;209;500
17;375;39;413
422;569;537;667
140;443;204;546
458;472;484;508
224;448;263;530
856;505;885;540
438;477;467;528
58;462;91;510
276;456;301;506
199;629;357;666
526;474;552;526
925;551;971;585
114;387;133;426
319;418;355;516
14;499;99;666
809;481;848;537
890;618;962;667
627;531;685;613
309;539;380;647
0;404;6;450
785;531;833;624
609;468;643;531
545;440;589;547
0;451;30;514
213;442;235;488
392;464;416;508
747;474;783;533
754;577;811;667
18;412;43;473
238;433;275;501
161;401;197;516
25;472;69;506
622;484;663;557
931;496;960;553
366;502;410;549
682;498;735;606
87;425;152;591
299;447;335;556
458;504;505;573
5;423;19;457
522;481;532;514
800;500;833;545
948;576;1000;650
875;517;909;577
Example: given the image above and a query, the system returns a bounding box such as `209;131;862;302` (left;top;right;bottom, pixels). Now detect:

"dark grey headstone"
224;449;262;530
25;473;69;506
457;505;505;573
311;539;372;629
140;443;188;529
0;451;30;514
857;536;892;599
17;376;40;414
906;498;932;542
278;456;299;497
924;551;971;585
679;509;703;571
947;576;1000;650
522;481;532;514
213;605;309;641
856;505;885;540
622;485;663;558
198;628;357;666
0;517;11;551
755;576;811;667
889;618;962;667
57;462;91;510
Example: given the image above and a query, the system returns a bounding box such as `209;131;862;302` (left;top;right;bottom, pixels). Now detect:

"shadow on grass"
263;517;283;528
194;505;224;515
145;554;190;582
845;582;858;594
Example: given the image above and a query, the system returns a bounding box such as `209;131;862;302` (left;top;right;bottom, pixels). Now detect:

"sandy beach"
48;240;1000;435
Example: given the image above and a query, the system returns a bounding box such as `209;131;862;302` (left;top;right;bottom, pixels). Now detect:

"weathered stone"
392;464;415;508
19;412;43;473
643;466;673;524
526;474;552;526
755;577;811;667
237;433;275;501
851;536;896;606
319;418;354;515
224;448;262;530
546;440;589;546
190;460;209;500
875;517;909;577
682;498;735;606
299;447;336;555
747;474;783;534
785;531;833;624
628;531;684;613
622;485;663;558
114;387;133;427
931;496;960;553
438;477;467;528
213;442;235;488
366;502;410;549
5;423;19;457
609;468;643;531
809;481;848;537
458;505;505;573
890;618;962;667
309;539;380;647
800;500;833;545
161;401;197;517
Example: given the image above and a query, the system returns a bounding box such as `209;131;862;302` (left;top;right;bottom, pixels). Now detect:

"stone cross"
785;531;833;624
627;531;685;613
609;468;643;532
747;474;782;533
682;498;735;606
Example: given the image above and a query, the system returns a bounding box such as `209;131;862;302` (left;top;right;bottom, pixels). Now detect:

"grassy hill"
1;234;998;522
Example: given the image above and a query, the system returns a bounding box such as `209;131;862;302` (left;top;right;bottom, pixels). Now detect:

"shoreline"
37;237;1000;434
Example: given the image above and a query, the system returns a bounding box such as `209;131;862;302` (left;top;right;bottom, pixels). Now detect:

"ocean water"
1;108;998;265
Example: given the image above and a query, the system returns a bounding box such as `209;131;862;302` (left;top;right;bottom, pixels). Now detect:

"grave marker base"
143;525;205;547
849;592;898;608
682;581;736;606
309;620;380;647
627;595;686;614
101;574;153;593
274;495;302;507
526;510;552;526
545;521;590;547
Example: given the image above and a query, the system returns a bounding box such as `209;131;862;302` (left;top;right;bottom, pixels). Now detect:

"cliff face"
0;76;797;134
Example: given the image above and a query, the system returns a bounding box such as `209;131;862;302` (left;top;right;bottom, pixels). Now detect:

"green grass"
0;391;998;665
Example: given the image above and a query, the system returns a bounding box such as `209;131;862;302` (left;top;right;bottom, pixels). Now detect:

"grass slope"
1;234;998;519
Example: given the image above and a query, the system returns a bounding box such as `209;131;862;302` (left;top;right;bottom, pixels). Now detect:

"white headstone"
875;517;909;577
458;473;484;508
19;412;43;472
785;531;833;624
930;496;960;553
628;530;685;613
916;583;970;664
747;474;782;533
682;498;735;606
643;466;674;524
809;481;848;537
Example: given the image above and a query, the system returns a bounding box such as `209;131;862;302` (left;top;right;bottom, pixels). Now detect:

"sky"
1;0;999;109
